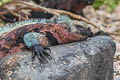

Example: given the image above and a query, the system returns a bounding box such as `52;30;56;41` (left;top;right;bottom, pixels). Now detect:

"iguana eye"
75;0;95;5
87;0;95;5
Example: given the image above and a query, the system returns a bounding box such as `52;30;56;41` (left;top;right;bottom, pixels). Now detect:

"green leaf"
93;0;105;9
93;0;120;12
107;6;113;12
0;0;11;6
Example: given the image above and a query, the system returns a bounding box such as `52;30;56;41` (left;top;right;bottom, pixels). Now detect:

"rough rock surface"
0;35;116;80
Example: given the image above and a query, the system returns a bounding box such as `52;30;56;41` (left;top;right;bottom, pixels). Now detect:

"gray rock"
114;77;120;80
0;35;116;80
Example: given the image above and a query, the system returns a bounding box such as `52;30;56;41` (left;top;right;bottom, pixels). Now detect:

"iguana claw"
31;44;51;62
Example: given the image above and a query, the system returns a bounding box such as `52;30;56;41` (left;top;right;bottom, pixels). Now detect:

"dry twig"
11;1;102;30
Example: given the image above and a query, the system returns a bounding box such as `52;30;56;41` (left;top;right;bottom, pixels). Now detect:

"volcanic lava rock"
0;35;116;80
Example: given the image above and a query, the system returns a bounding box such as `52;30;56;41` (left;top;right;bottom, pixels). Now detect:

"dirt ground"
83;5;120;80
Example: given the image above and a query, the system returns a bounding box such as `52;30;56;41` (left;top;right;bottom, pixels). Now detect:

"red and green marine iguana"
0;15;96;62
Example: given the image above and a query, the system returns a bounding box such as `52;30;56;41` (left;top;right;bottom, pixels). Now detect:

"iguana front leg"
24;32;51;62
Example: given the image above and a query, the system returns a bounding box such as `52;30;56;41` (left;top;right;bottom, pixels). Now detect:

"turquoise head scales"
23;32;41;48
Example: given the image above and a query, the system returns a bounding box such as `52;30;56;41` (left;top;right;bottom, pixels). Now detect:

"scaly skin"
0;15;93;61
0;19;49;38
0;15;77;38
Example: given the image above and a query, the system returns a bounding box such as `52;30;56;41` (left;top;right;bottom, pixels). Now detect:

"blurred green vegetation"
93;0;120;12
0;0;11;6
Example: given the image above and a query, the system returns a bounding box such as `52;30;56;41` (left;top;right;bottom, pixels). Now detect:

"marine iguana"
0;15;93;62
33;0;95;15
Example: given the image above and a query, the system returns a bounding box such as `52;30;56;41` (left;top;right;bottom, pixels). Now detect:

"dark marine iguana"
0;15;94;62
33;0;95;15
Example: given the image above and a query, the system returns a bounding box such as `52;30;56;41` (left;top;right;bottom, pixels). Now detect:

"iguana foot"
23;32;51;62
31;44;51;62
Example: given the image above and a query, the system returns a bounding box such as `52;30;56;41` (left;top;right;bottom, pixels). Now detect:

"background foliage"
0;0;11;6
93;0;120;12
